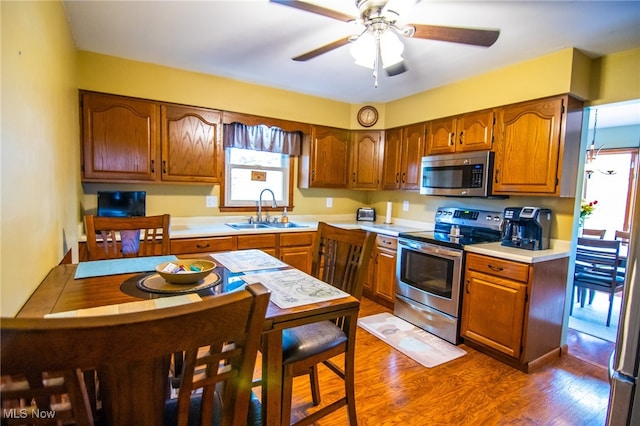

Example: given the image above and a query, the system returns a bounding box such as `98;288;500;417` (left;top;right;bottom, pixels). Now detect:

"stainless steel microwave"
419;151;494;197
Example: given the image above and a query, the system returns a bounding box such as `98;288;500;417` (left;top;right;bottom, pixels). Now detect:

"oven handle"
399;240;462;259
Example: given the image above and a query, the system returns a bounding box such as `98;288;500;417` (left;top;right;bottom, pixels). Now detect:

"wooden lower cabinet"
237;234;277;257
278;232;314;274
461;252;569;372
170;236;236;255
364;235;397;309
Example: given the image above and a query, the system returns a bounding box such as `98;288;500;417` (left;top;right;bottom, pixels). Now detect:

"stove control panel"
435;207;502;230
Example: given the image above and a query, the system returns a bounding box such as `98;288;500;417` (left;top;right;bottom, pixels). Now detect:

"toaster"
356;207;376;222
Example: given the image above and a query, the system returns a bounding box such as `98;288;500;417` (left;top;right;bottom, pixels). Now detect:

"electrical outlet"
326;197;333;208
206;196;218;208
403;200;409;211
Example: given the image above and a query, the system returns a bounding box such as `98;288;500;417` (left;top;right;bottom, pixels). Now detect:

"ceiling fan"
271;0;500;85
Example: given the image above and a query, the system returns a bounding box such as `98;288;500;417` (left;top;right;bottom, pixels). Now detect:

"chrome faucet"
257;188;277;223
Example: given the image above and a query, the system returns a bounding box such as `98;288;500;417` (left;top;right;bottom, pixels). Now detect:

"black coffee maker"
501;207;552;250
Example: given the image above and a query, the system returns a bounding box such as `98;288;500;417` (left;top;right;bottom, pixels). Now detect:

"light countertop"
464;240;571;263
126;214;432;239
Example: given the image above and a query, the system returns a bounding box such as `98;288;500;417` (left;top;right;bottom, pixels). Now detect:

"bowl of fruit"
156;259;216;284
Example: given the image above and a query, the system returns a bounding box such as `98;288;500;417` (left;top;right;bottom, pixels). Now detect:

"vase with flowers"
580;199;598;227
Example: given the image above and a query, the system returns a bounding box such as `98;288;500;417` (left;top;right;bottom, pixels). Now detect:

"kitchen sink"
225;223;273;230
267;222;308;229
225;222;308;230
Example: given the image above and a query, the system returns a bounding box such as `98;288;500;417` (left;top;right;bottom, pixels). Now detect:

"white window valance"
223;123;301;156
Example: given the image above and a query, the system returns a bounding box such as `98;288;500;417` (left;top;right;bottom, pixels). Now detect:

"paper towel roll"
385;201;392;224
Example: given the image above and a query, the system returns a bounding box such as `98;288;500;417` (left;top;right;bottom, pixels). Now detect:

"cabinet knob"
162;160;167;174
494;169;499;183
151;160;155;173
459;131;464;144
449;132;455;146
465;279;471;294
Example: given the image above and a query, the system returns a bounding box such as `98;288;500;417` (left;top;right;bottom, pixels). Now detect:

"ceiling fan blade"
385;61;407;77
270;0;355;22
293;37;351;61
412;24;499;47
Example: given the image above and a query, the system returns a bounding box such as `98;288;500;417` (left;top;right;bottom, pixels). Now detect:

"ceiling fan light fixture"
350;29;404;69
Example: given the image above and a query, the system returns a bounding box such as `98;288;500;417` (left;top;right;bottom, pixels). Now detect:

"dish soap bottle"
282;207;289;224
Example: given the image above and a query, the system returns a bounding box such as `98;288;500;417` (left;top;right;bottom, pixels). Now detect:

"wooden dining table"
16;252;360;426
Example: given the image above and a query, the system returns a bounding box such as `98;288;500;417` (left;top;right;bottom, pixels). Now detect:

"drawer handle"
488;264;504;272
196;243;211;249
465;279;471;294
382;240;393;245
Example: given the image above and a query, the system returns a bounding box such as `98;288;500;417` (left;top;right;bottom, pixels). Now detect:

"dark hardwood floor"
279;297;612;425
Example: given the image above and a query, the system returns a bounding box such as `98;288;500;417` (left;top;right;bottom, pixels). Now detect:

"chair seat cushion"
282;321;347;364
164;390;261;426
575;272;625;286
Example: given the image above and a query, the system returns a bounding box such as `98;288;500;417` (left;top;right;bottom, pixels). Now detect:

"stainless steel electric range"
394;207;503;344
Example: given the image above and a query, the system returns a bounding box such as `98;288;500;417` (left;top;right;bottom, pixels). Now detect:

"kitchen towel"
74;255;178;279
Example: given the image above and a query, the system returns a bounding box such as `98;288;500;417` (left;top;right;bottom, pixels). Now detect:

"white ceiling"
62;0;640;126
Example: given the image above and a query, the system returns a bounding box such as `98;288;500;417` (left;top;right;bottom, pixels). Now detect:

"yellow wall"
588;47;640;107
1;1;80;316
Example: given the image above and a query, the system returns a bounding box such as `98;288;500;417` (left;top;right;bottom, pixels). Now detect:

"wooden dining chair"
581;228;606;239
1;283;270;426
84;214;170;260
570;237;624;326
615;230;630;245
279;222;376;426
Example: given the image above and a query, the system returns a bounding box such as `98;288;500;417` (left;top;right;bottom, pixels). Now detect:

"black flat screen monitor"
97;191;146;217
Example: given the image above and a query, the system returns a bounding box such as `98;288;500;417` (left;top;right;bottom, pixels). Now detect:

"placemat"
241;269;349;309
75;255;178;279
45;294;202;318
211;249;288;272
136;272;221;294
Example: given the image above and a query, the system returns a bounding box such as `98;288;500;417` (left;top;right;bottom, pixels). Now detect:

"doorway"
567;101;639;366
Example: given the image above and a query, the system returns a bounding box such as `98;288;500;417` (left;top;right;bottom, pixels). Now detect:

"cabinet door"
161;105;222;183
170;236;236;254
426;117;456;155
82;92;159;182
350;131;383;190
493;97;563;194
375;246;397;304
461;270;527;359
381;127;403;190
400;123;426;190
308;125;349;188
457;109;494;152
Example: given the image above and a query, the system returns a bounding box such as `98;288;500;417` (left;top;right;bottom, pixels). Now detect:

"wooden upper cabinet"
81;92;159;182
427;117;457;154
299;125;349;188
492;95;582;196
81;91;223;184
400;123;426;190
381;127;403;190
381;124;425;190
161;105;222;183
426;110;494;155
350;130;384;190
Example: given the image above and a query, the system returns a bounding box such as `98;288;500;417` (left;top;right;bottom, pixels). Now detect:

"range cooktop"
399;207;503;249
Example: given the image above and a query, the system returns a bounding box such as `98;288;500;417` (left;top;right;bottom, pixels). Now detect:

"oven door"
396;239;463;317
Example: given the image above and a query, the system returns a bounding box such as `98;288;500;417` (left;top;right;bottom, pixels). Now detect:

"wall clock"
357;105;378;127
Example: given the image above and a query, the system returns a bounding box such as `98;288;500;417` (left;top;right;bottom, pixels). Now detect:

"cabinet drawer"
237;234;277;249
171;236;236;254
280;231;315;247
376;235;397;250
465;253;529;283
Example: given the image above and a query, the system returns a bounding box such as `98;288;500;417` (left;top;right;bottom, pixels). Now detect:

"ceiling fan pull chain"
373;30;381;88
